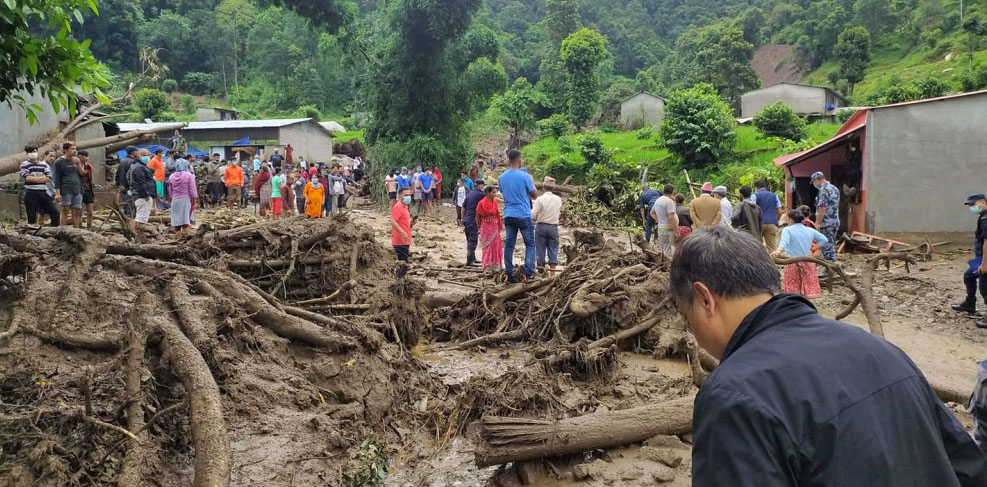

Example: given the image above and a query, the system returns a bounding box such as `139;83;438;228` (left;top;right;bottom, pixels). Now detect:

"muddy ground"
1;195;984;487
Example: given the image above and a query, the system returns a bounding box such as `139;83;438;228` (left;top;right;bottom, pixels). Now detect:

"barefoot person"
671;227;987;487
391;187;417;278
476;186;504;271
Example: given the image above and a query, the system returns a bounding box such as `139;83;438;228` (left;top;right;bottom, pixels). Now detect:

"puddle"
620;353;692;379
417;344;531;387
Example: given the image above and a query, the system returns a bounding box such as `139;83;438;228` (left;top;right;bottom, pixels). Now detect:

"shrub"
659;83;736;168
913;77;949;99
635;127;655;140
537;114;573;138
180;95;195;115
134;88;170;120
557;135;576;154
161;79;178;93
292;105;322;121
880;84;921;104
575;132;610;166
836;109;858;124
544;156;587;184
182;72;215;96
752;101;807;141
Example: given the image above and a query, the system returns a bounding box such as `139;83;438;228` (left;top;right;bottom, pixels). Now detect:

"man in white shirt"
650;183;679;257
532;177;563;272
713;185;732;228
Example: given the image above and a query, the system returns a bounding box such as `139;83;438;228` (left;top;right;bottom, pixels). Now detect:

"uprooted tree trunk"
473;395;695;467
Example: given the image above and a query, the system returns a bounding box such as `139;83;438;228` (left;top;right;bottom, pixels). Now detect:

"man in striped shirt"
19;145;60;226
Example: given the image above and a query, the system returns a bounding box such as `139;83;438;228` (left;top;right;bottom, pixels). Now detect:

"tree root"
22;324;122;352
454;329;530;350
291;280;357;307
159;314;232;487
117;293;149;487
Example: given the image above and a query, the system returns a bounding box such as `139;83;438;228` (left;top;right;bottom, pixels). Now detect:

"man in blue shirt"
461;171;474;191
753;179;783;252
639;184;662;243
499;150;538;282
811;171;840;261
462;179;487;267
396;167;411;190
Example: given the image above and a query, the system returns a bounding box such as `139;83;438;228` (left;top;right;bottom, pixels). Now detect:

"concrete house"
741;83;848;119
195;107;240;122
619;92;665;128
773;90;987;242
118;118;334;163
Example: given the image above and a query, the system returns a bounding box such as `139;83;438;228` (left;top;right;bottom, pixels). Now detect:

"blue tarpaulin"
115;144;171;160
232;136;251;146
187;145;209;158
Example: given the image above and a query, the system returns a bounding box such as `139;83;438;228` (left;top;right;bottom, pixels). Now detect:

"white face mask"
28;152;39;159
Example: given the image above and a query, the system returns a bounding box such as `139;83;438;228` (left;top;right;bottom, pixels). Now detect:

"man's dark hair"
77;150;89;157
44;149;57;156
788;209;805;223
506;149;521;162
675;193;685;205
24;144;38;152
754;179;767;190
155;149;163;155
126;146;138;156
399;186;412;195
62;141;75;151
669;227;781;306
739;185;752;198
663;184;674;195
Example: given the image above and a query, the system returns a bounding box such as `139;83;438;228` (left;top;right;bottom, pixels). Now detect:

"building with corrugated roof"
118;118;334;163
741;83;849;119
773;90;987;241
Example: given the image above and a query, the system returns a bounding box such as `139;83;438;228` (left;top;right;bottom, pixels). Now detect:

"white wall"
279;122;334;164
620;94;665;127
742;84;829;118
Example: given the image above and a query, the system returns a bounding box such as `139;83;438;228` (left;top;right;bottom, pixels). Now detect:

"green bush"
134;88;170;120
836;109;857;124
880;84;922;104
752;101;807;142
660;83;736;168
537;114;573;138
913;77;949;99
182;72;215;96
292;105;322;121
161;79;178;93
635;127;655;140
544;156;587;184
557;135;576;154
576;132;610;166
180;95;195;115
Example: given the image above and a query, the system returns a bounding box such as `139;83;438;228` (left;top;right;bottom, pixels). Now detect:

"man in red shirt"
391;187;417;278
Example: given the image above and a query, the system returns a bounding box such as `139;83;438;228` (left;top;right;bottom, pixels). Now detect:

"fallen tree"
473;395;695;467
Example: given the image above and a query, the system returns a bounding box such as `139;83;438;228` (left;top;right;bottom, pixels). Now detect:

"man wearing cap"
689;182;723;229
811;171;840;261
462;179;487;267
713;185;732;228
953;194;987;328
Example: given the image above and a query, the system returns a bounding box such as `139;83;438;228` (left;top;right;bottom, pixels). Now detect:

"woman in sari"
772;209;830;300
475;186;503;271
303;168;325;219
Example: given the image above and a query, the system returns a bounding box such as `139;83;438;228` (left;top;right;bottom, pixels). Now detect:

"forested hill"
72;0;986;120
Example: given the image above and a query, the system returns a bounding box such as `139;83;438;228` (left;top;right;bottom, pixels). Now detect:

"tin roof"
118;118;319;132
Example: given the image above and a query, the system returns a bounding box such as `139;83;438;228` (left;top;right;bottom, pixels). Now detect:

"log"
117;294;148;487
226;254;346;270
159;315;231;487
474;395;695;467
454;329;529;350
76;122;188;151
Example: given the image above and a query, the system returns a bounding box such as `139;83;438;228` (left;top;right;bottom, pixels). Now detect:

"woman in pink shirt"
167;160;198;238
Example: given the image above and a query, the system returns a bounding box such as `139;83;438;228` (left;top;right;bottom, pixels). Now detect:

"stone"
638;447;683;468
651;464;677;483
620;467;644;480
643;435;689;450
574;459;610;480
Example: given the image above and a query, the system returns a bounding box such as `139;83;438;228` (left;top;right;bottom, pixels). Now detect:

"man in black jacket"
670;227;987;487
115;146;139;217
128;149;158;227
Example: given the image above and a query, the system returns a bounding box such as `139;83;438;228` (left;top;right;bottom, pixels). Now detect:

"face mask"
402;195;412;205
971;206;984;215
28;152;39;159
140;156;151;163
813;182;823;190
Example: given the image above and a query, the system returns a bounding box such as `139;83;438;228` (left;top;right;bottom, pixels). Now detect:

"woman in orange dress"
303;168;325;219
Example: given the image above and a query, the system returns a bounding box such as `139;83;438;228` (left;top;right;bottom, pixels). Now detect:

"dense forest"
67;0;987;123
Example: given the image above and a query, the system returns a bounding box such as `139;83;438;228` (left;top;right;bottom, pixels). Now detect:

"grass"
523;124;841;169
333;129;366;143
804;21;979;102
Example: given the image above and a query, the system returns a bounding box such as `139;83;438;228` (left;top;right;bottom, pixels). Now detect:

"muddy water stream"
387;347;695;486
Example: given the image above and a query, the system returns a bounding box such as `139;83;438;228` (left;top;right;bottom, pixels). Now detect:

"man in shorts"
52;141;85;228
78;150;96;229
420;167;434;215
385;170;398;204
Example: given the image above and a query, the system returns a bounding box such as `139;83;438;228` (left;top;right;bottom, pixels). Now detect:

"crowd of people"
18;140;364;238
639;171;842;302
